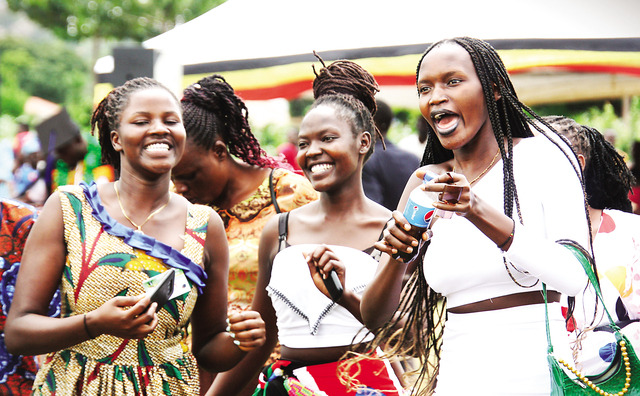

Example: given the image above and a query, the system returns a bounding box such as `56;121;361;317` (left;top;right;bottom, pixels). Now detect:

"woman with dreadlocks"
5;77;266;395
172;75;318;395
208;57;405;395
548;115;640;375
360;37;591;394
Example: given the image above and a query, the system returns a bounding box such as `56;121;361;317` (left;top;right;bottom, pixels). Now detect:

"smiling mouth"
145;143;171;152
309;163;334;174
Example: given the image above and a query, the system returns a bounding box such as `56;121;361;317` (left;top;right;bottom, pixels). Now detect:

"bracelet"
497;219;516;251
83;314;95;339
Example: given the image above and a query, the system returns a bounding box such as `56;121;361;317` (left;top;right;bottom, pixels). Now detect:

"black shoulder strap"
277;212;289;252
269;168;281;214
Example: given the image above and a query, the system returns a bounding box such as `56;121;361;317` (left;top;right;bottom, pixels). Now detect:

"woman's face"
172;139;227;206
111;87;185;177
297;104;369;192
417;43;493;151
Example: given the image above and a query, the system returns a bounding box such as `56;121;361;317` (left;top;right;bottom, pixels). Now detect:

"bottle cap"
423;170;439;183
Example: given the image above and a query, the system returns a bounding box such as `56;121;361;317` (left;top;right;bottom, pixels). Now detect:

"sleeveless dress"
32;182;209;396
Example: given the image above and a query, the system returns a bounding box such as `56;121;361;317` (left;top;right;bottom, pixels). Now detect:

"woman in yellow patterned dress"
172;75;318;396
5;77;266;395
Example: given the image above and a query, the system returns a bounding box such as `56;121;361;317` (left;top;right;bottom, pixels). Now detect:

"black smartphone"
146;269;175;310
323;270;343;302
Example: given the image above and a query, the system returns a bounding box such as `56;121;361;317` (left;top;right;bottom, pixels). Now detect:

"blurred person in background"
35;108;115;196
629;141;640;215
362;99;420;210
276;126;303;175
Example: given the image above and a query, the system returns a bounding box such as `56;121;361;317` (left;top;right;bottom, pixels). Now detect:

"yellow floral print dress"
216;168;317;313
32;183;209;396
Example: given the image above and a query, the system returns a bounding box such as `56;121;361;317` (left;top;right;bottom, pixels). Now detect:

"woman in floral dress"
5;77;265;395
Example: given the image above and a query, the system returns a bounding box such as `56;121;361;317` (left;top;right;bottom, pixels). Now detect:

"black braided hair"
181;74;280;168
546;115;634;212
310;53;382;161
363;37;592;395
91;77;179;173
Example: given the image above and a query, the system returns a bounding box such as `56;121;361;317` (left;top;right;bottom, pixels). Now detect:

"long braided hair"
364;37;592;394
545;115;634;212
91;77;178;173
181;74;280;168
310;53;382;161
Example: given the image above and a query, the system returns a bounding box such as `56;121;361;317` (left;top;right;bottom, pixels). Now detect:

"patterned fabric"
0;200;59;395
567;209;640;374
215;168;317;313
254;356;405;396
32;183;209;395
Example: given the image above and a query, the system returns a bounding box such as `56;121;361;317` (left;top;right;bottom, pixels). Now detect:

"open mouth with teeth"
432;111;460;135
309;163;334;174
145;142;171;152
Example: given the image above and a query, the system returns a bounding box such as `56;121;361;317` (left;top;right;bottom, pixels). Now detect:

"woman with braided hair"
548;116;640;375
172;75;318;395
208;58;405;395
5;77;266;395
360;37;592;394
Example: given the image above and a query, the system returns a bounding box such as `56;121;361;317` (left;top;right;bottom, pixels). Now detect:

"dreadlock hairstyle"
359;37;593;395
545;115;634;212
181;74;280;168
91;77;178;173
310;53;382;162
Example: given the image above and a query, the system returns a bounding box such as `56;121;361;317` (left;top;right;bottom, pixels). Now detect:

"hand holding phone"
144;269;176;310
323;270;344;302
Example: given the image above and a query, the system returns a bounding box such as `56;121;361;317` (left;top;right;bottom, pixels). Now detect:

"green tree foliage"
0;37;91;122
6;0;224;42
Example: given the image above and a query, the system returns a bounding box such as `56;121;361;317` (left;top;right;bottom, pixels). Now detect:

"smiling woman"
4;77;267;396
207;56;405;396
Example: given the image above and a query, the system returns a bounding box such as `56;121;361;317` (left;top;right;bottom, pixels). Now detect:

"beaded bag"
544;240;640;395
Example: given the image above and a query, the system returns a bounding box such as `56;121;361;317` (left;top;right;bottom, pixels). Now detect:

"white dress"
425;136;590;395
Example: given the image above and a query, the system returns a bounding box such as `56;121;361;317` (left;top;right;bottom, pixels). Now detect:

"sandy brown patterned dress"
32;182;209;396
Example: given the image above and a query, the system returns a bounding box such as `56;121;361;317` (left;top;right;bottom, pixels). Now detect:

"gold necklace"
113;181;171;233
454;150;501;185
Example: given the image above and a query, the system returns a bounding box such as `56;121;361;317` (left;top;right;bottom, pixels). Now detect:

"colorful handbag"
253;361;325;396
544;239;640;395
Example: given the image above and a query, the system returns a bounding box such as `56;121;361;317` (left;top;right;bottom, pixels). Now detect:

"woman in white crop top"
361;37;592;395
207;57;406;395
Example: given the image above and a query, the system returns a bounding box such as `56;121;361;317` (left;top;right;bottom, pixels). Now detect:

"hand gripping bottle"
402;170;441;230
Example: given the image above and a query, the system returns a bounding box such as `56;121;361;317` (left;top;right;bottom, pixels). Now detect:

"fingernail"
229;331;235;339
391;248;397;254
406;247;413;253
403;224;411;231
226;318;230;324
233;340;240;346
226;325;230;332
411;240;419;247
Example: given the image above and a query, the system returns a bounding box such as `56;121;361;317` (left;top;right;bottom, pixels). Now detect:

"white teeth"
145;143;170;152
310;163;333;173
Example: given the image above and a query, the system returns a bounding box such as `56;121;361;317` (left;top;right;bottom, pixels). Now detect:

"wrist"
83;312;96;339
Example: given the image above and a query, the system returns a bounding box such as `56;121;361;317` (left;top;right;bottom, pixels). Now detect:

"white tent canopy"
144;0;640;67
131;0;640;112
